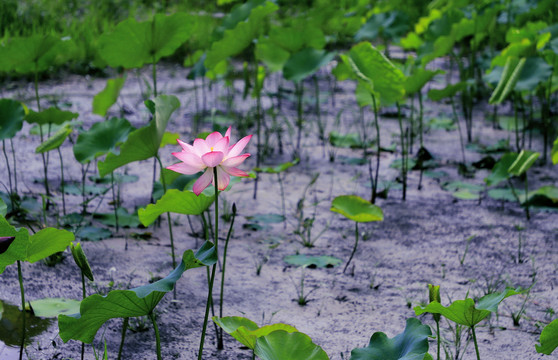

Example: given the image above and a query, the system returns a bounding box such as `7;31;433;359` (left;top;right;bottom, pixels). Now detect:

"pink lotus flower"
167;128;252;195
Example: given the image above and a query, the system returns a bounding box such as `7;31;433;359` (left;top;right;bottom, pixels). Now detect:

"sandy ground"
0;63;557;360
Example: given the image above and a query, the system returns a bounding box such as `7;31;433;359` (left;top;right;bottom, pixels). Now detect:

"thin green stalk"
418;91;424;148
80;272;86;360
396;102;407;201
277;173;286;229
117;318;129;360
152;60;157;98
198;168;220;359
295;82;304;154
471;326;481;360
254;62;262;200
2;140;13;197
10;139;18;194
35;67;51;202
371;95;380;204
17;260;25;360
111;172;119;233
218;204;237;346
149;312;162;360
436;319;440;360
524;174;530;221
450;97;466;164
343;222;359;274
57;148;66;215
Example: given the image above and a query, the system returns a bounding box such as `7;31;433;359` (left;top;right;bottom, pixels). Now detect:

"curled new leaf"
70;242;94;281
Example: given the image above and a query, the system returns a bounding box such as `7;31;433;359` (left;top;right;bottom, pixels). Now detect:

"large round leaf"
138;189;215;226
341;42;405;106
58;242;217;344
350;318;432;360
330;195;383;222
283;48;336;83
25;107;79;126
213;316;298;350
92;77;126;117
98;12;194;69
73;117;134;164
1;35;76;74
414;288;520;328
536;319;558;355
0;99;25;140
254;330;329;360
98;95;179;177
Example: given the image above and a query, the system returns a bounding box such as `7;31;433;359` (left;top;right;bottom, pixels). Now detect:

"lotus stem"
436;319;440;360
110;172;119;233
344;222;359;274
57;148;66;215
371;95;380;204
277;173;286;229
10;139;18;194
117;318;129;360
219;203;237;346
524;173;530;221
80;271;86;360
198;167;220;358
2;140;14;205
149;312;162;360
471;325;481;360
156;156;176;270
17;260;25;360
450;96;466;164
254;61;262;200
396;102;407;201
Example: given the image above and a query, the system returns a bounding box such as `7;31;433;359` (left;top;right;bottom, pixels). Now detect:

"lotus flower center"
210;147;214;151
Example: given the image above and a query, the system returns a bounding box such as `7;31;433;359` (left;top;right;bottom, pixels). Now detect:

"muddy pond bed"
0;59;557;360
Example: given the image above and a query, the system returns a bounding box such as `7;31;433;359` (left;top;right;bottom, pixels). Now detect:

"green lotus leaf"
138;189;214;226
205;1;278;70
507;150;539;176
350;318;432;360
0;216;74;273
284;48;336;83
524;185;558;206
268;23;326;54
284;254;342;268
73;117;134;164
427;82;467;101
75;226;112;242
330;195;383;223
98;12;194;69
342;42;405;105
404;69;444;95
498;116;526;131
214;0;268;38
514;57;553;92
551;136;558;165
1;35;76;74
536;318;558;355
58;242;217;343
35;126;72;153
487;188;516;202
485;152;518;187
254;330;329;360
488;57;526;104
414;288;520;327
25;298;81;318
253;159;298;174
92;77;126;117
214;316;298;350
93;207;140;228
0;216;29;273
255;37;291;72
98;95;179;177
355;11;410;42
0;99;25;140
70;242;94;281
25;107;79;126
